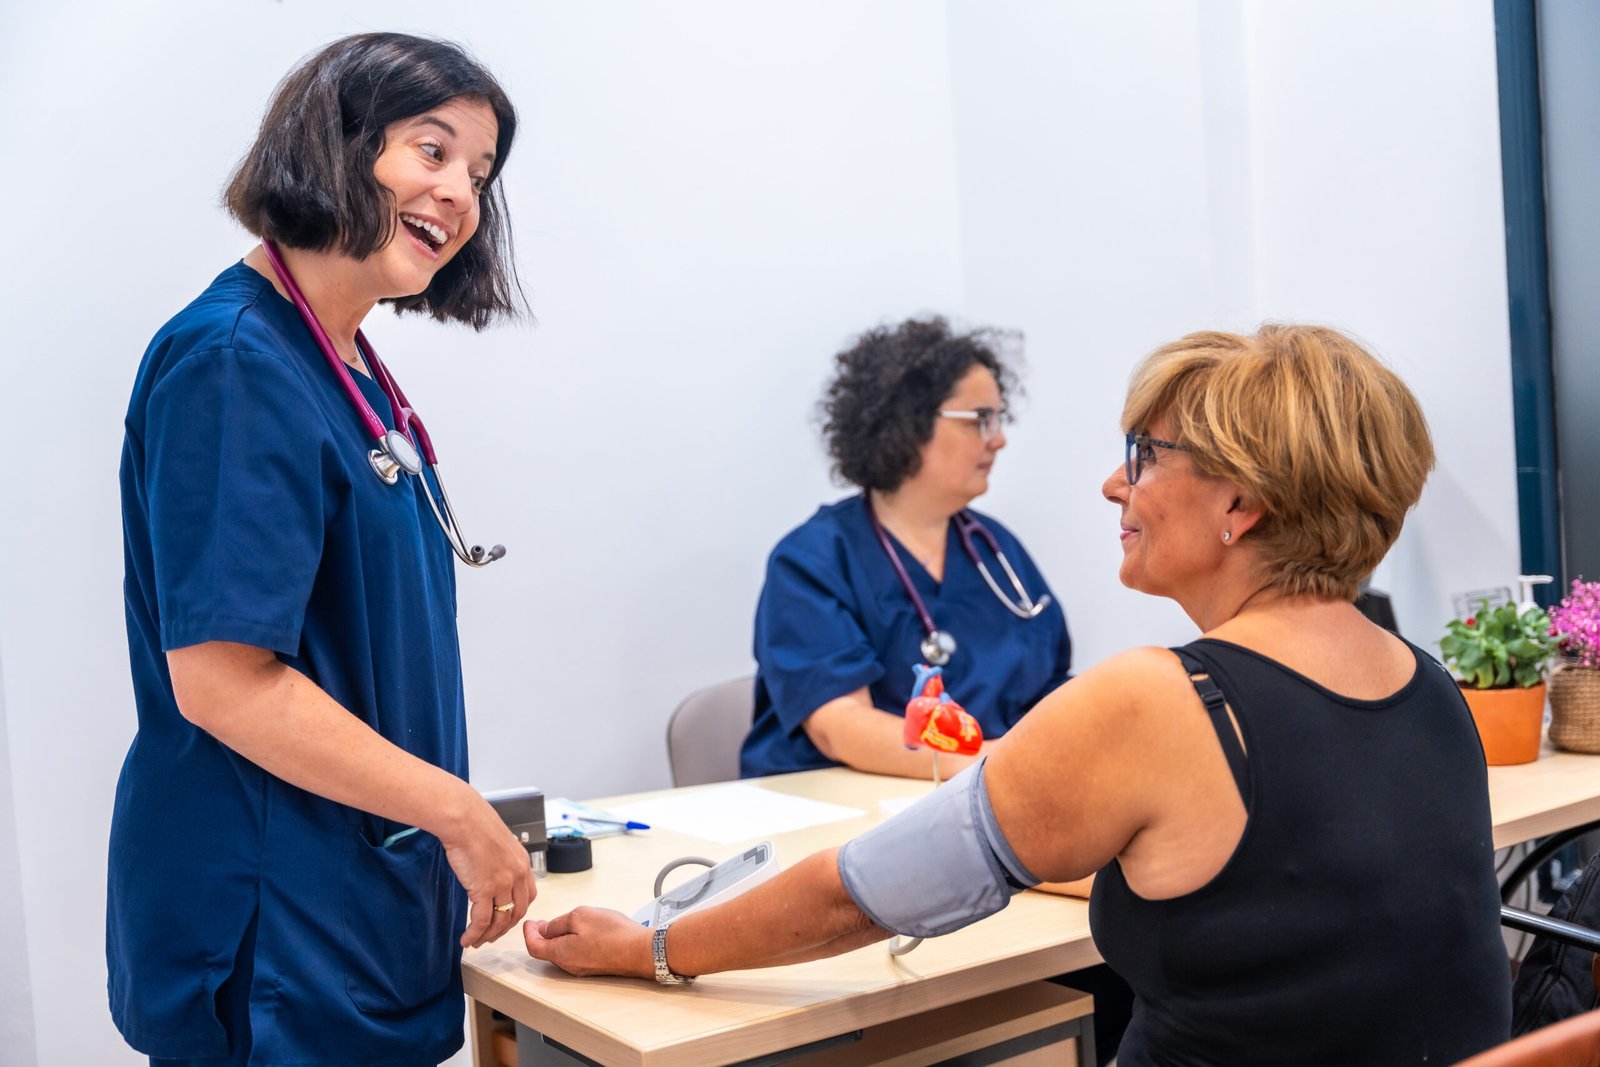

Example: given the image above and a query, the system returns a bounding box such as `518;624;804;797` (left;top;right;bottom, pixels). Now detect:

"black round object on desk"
547;834;593;873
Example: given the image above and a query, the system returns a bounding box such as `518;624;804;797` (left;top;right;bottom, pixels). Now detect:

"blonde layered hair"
1122;325;1434;600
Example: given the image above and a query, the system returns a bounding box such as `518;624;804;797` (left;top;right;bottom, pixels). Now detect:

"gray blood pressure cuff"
837;757;1039;939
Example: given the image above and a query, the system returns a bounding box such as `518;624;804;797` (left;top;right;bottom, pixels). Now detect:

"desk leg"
468;997;497;1067
1079;1011;1097;1067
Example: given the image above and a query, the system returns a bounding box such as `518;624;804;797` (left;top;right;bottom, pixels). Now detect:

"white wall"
946;1;1232;665
0;645;38;1066
1242;0;1522;634
0;1;1520;1063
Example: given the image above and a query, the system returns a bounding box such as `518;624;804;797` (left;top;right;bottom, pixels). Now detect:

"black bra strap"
1173;648;1250;798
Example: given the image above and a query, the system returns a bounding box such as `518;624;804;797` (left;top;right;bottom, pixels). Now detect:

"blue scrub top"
111;263;469;1064
740;495;1072;778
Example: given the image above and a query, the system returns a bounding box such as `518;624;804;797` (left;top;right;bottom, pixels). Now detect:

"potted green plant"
1439;599;1560;765
1548;578;1600;753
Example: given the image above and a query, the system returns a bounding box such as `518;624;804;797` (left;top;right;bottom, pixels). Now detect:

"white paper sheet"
611;784;866;845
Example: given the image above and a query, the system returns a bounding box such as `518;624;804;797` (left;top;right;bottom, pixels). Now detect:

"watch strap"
652;922;694;985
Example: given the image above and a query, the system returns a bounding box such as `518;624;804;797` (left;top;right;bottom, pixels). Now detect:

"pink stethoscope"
261;240;505;567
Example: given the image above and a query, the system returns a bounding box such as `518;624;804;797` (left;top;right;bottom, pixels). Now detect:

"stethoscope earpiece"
470;544;507;565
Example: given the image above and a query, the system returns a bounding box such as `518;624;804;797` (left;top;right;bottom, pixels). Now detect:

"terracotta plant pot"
1460;683;1546;765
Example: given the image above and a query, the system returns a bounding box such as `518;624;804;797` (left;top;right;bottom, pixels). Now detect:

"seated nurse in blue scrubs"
110;35;534;1066
740;316;1073;780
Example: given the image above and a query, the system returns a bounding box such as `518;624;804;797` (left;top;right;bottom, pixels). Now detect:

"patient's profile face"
1104;417;1232;598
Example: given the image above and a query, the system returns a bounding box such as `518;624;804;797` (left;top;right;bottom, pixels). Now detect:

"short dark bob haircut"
822;317;1020;493
224;32;522;330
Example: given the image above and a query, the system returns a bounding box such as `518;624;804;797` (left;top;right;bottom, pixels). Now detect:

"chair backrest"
1454;1007;1600;1067
666;676;756;787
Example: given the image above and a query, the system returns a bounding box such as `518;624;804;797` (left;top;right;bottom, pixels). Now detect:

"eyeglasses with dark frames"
1124;432;1191;485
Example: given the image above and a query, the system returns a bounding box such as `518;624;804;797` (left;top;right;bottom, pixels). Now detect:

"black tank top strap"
1172;646;1250;798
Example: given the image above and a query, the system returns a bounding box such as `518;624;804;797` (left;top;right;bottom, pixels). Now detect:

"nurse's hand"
523;908;654;979
442;792;537;948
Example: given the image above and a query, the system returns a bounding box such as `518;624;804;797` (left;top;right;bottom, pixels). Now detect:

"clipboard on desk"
547;797;647;839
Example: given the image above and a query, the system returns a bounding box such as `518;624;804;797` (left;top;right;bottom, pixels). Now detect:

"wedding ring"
493;901;514;913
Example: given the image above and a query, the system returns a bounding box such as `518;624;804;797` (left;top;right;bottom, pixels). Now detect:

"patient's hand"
524;908;655;979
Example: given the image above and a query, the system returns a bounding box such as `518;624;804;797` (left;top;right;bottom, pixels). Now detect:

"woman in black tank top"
1053;325;1509;1063
520;325;1510;1064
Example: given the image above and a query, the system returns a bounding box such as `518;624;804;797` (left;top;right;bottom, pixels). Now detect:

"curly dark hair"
821;317;1021;492
224;33;523;330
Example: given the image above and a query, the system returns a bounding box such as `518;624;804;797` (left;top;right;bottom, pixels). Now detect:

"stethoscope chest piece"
920;629;957;667
866;497;1049;667
369;429;424;485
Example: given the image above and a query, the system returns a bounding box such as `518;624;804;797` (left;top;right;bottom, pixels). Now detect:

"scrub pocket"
341;828;457;1015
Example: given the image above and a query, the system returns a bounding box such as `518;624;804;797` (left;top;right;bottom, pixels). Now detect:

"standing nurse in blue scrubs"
741;317;1073;780
110;35;533;1065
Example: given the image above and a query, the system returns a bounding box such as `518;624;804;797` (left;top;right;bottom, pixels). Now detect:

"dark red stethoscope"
260;240;505;567
865;497;1051;666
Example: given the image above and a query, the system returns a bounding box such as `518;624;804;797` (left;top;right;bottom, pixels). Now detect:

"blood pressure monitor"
632;842;780;928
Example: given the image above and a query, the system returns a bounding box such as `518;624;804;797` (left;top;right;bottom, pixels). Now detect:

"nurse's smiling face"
907;364;1007;513
364;96;498;299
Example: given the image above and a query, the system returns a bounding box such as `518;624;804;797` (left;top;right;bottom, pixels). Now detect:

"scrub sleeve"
111;264;469;1066
753;537;886;740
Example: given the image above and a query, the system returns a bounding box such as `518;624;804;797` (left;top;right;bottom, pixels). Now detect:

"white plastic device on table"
631;842;781;928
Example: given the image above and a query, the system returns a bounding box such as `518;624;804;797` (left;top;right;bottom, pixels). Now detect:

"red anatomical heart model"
903;672;982;755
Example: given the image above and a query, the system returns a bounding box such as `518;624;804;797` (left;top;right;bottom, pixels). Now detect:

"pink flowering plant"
1440;599;1560;690
1549;578;1600;669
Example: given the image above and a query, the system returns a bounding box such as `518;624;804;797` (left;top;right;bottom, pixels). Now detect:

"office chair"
665;676;755;787
1501;844;1600;1037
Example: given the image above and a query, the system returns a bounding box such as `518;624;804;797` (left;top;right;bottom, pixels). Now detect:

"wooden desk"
463;769;1099;1067
464;746;1600;1066
1487;742;1600;849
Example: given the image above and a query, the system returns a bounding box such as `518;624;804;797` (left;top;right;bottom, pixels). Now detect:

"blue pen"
562;813;651;832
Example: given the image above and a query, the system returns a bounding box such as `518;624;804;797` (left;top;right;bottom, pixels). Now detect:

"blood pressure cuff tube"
836;757;1038;939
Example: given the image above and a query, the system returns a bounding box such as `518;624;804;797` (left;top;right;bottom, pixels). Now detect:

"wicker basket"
1548;666;1600;754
